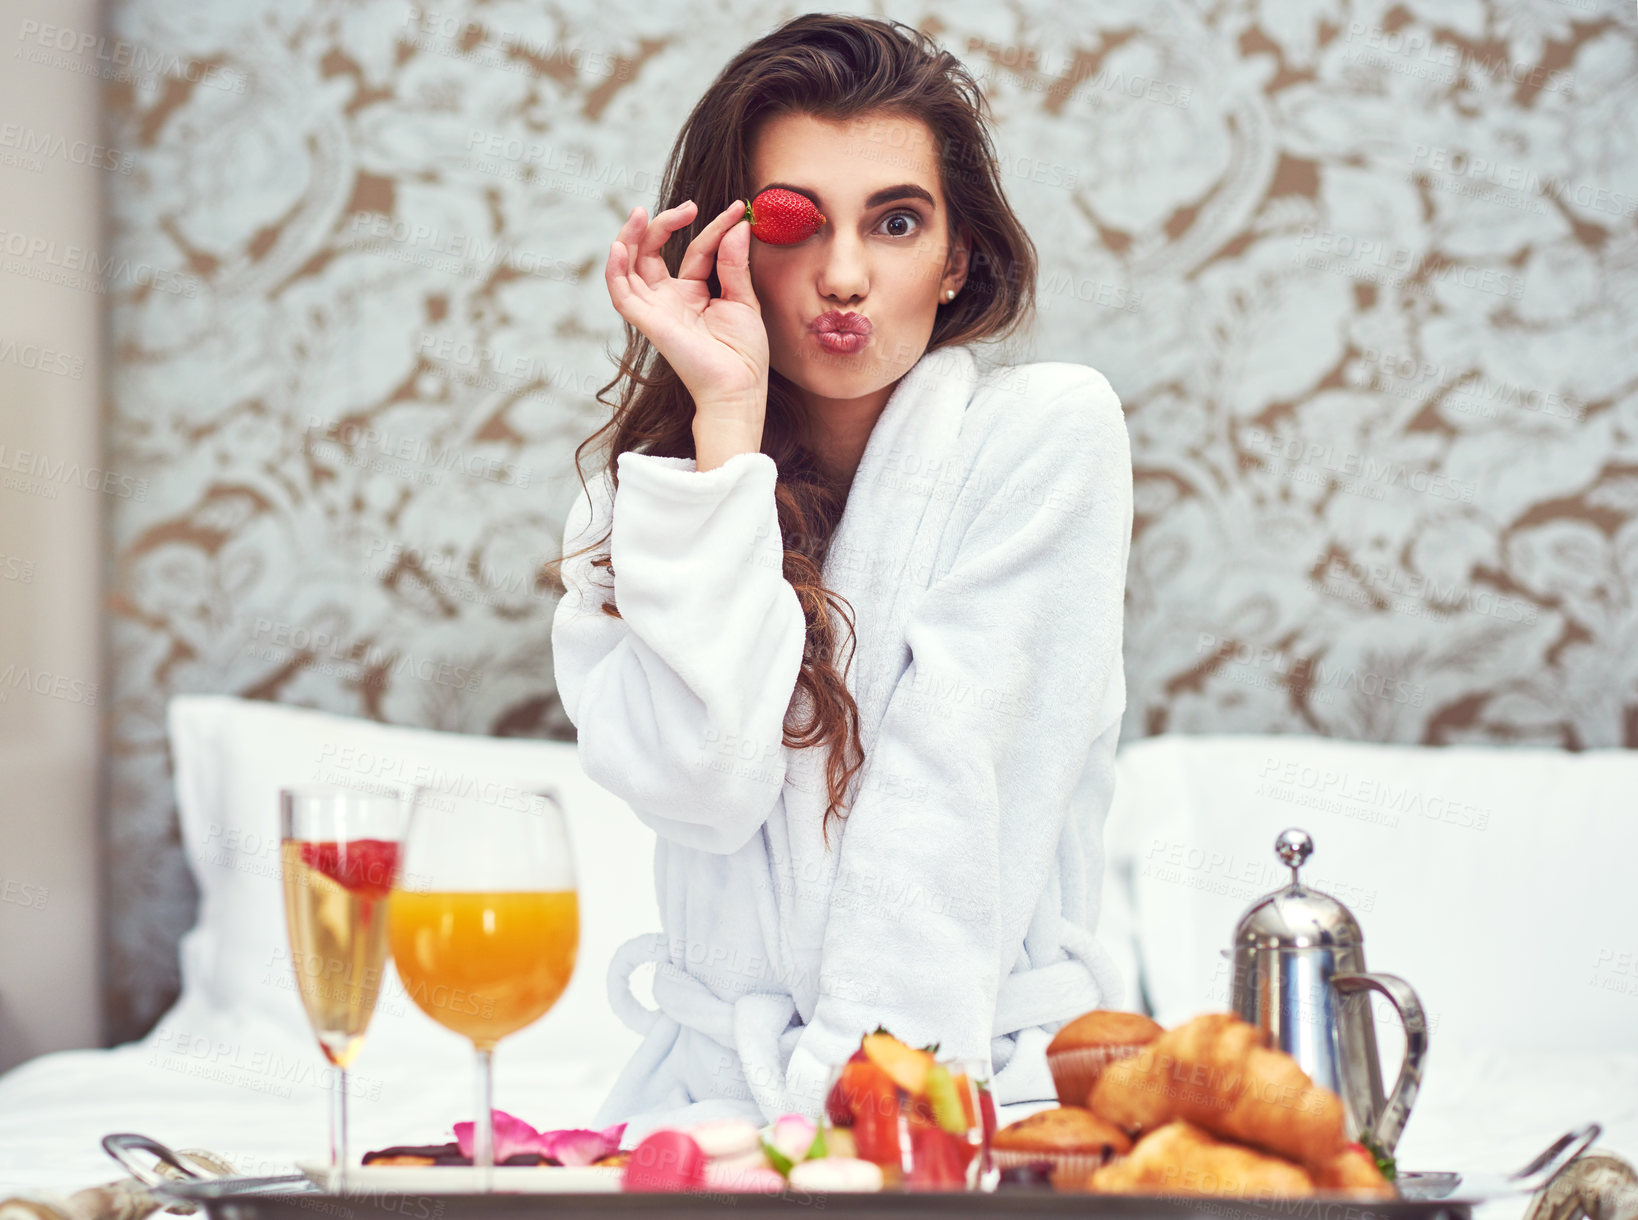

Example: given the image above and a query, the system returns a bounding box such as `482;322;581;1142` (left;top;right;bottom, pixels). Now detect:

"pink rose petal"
452;1110;543;1162
540;1122;628;1166
768;1114;817;1163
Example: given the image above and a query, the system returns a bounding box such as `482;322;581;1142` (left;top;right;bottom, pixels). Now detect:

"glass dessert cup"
820;1043;999;1192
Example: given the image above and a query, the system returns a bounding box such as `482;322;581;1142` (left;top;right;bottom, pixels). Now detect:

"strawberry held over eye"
745;188;825;244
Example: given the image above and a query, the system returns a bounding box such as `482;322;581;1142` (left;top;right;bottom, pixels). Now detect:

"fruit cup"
820;1029;998;1192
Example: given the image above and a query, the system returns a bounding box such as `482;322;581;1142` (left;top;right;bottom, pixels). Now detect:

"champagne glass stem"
330;1065;349;1193
474;1044;495;1190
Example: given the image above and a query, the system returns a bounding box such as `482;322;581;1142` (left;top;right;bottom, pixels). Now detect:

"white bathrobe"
550;340;1132;1143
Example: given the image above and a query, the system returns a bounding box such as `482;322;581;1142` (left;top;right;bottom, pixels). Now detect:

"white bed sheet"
0;995;625;1198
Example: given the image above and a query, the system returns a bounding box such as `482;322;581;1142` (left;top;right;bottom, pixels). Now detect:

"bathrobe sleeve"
550;449;807;855
782;368;1132;1108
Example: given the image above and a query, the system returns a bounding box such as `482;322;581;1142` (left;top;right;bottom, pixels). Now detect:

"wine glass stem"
474;1045;495;1189
330;1065;349;1193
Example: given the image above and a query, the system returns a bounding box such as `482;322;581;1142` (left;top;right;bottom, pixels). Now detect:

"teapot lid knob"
1275;828;1313;884
1233;826;1363;949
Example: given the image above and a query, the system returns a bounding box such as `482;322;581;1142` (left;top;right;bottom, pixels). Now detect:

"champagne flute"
388;785;579;1188
279;784;407;1193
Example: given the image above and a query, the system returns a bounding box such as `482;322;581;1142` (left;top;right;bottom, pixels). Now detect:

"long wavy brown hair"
545;14;1038;847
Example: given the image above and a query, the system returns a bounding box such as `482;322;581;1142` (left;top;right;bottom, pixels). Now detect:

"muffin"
1047;1010;1165;1107
990;1105;1132;1185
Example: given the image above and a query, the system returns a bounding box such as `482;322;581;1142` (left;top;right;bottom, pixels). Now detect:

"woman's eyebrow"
756;181;936;211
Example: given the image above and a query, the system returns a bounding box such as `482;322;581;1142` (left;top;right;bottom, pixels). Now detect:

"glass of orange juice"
388;785;578;1186
279;784;407;1193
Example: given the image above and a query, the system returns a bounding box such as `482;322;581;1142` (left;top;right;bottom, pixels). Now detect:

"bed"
1;696;1633;1219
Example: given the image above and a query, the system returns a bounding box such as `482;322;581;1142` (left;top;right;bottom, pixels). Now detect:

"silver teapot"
1227;828;1428;1157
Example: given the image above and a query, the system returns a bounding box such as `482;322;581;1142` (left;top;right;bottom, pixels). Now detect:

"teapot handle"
1329;971;1428;1157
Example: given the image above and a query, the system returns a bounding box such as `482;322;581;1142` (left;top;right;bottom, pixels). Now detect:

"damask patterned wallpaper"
102;0;1638;1038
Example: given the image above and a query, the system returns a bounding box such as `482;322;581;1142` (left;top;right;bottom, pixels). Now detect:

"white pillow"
1104;734;1637;1056
166;694;659;1082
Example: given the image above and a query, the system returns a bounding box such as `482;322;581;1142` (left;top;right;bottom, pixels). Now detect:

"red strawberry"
907;1120;972;1190
846;1065;903;1165
745;187;825;244
826;1044;871;1126
298;839;399;901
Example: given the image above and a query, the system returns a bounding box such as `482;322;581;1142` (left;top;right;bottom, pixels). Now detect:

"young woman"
548;14;1133;1143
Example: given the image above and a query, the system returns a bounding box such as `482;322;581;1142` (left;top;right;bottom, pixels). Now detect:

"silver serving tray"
113;1122;1605;1220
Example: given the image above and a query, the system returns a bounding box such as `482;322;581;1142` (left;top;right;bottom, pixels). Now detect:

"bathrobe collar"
821;341;980;749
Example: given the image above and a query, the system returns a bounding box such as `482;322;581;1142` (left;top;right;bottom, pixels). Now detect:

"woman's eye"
878;210;922;238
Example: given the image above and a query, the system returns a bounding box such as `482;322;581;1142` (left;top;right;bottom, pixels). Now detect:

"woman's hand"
605;199;769;456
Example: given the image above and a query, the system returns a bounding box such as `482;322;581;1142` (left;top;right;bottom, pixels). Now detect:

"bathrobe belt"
606;923;1112;1056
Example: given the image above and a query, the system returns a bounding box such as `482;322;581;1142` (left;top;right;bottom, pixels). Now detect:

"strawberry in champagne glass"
280;786;408;1192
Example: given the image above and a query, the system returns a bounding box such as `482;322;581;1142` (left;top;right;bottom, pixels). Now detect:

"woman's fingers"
676;200;748;283
713;216;758;312
605;234;658;325
606;197;759;333
606;238;687;351
632;199;697;283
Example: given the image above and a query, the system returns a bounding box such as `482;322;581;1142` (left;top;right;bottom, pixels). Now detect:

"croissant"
1087;1012;1346;1168
1085;1119;1316;1198
1311;1142;1396;1199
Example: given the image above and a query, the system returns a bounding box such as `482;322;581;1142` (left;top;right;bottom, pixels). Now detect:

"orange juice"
387;890;578;1048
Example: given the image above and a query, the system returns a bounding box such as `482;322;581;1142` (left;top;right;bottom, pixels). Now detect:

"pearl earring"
944;288;955;301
